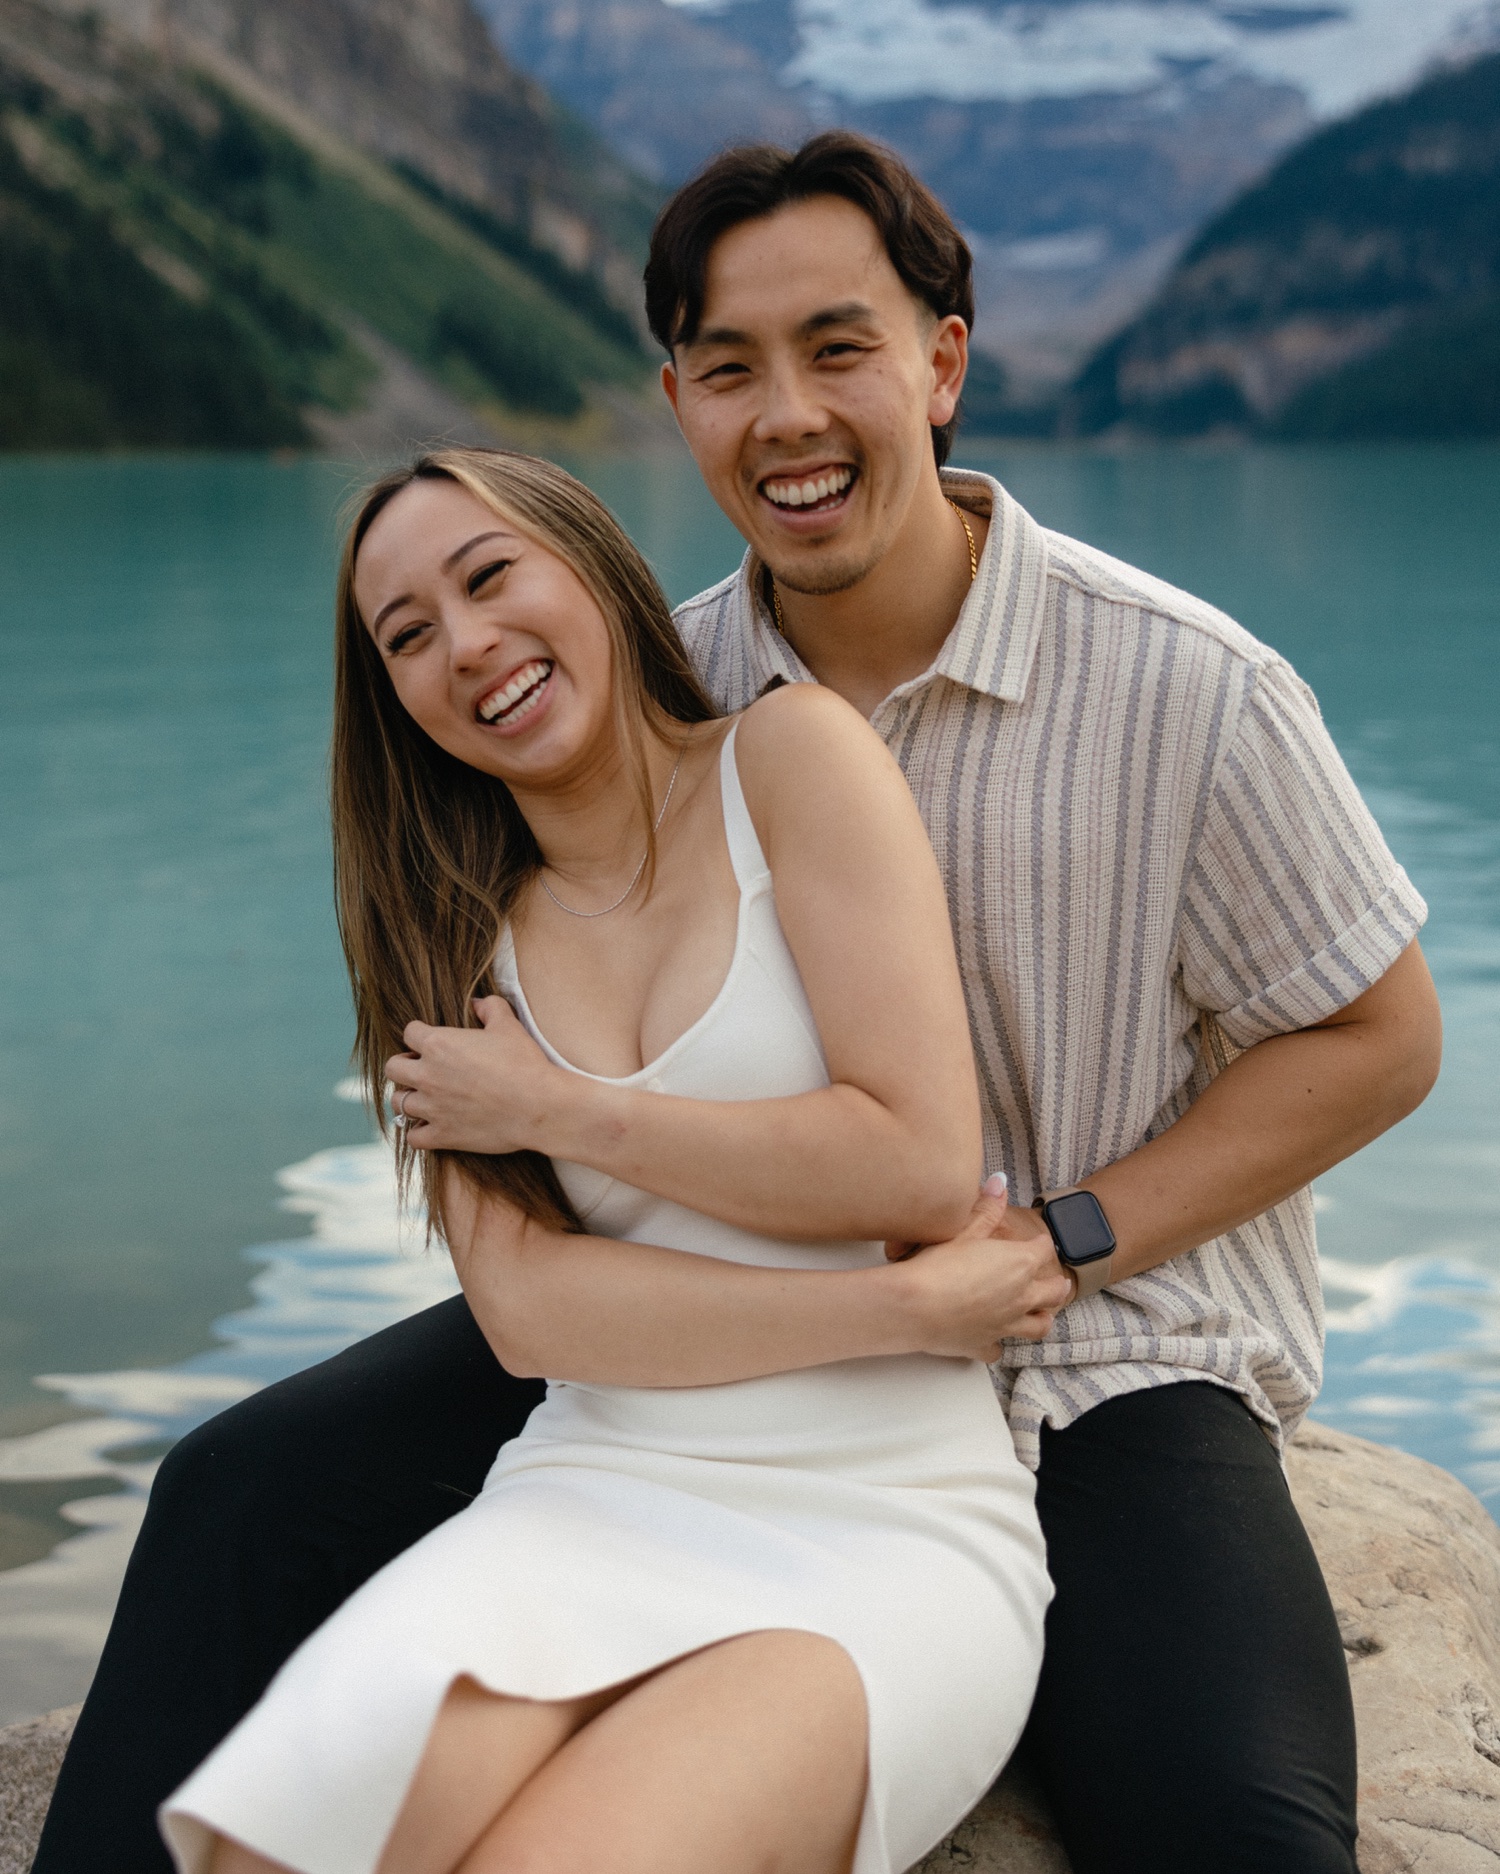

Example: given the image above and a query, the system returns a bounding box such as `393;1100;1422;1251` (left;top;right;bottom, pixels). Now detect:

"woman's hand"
893;1177;1073;1358
387;996;571;1155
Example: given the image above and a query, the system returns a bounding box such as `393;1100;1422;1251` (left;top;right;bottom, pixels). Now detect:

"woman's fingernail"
982;1173;1009;1197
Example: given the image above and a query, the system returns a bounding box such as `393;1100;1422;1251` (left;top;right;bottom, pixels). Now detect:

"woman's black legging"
32;1303;1357;1873
1022;1380;1359;1874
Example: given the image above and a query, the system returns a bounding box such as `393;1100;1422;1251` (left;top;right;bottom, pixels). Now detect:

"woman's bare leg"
463;1630;868;1874
209;1630;866;1874
207;1678;623;1874
376;1677;627;1874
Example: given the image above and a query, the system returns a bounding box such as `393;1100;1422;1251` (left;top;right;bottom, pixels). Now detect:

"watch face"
1047;1191;1116;1265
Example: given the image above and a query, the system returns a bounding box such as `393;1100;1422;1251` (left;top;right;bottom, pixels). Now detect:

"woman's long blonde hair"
332;448;718;1237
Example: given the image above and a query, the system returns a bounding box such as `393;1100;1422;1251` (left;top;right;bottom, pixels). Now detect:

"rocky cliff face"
476;0;1499;399
1071;49;1500;439
53;0;659;272
478;0;815;191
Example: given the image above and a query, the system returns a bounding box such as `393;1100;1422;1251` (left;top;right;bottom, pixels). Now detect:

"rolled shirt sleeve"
1178;654;1428;1047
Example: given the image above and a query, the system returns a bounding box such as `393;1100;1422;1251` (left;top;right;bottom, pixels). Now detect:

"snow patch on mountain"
659;0;1495;118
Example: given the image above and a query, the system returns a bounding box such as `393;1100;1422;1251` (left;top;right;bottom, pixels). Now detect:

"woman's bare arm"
398;685;984;1245
442;1171;1066;1386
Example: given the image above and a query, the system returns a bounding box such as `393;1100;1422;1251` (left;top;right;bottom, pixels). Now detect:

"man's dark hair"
645;131;974;468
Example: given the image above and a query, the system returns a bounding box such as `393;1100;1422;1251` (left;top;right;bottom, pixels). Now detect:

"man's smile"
757;464;859;521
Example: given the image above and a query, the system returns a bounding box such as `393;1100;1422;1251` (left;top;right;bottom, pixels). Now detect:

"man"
36;133;1440;1874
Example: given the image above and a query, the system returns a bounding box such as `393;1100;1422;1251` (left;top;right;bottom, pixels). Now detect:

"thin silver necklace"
539;748;685;919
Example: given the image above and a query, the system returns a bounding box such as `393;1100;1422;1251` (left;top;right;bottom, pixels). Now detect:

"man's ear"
927;315;968;431
661;358;682;423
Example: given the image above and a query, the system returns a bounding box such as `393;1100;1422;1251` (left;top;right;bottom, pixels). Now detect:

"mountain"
478;0;1500;403
0;0;659;450
1069;49;1500;439
474;0;815;189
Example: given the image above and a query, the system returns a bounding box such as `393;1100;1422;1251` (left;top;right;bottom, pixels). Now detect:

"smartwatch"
1039;1189;1117;1301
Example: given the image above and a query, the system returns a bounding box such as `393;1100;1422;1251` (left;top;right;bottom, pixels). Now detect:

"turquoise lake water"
0;442;1496;1721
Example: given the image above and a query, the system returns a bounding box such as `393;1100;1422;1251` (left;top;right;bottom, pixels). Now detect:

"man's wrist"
1037;1187;1117;1301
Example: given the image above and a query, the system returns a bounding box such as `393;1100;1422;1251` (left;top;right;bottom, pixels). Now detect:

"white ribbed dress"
160;725;1051;1874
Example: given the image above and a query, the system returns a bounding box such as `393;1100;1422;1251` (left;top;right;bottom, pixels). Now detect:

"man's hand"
386;996;565;1155
892;1175;1072;1358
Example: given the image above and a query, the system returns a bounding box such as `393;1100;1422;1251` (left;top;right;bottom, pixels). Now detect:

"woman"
161;448;1054;1874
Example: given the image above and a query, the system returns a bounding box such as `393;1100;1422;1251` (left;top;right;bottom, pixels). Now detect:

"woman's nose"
447;610;503;671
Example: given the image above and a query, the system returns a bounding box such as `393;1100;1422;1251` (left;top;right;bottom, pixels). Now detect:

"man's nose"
751;361;831;444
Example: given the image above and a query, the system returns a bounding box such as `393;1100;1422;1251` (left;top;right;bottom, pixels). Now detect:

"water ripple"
0;1121;456;1724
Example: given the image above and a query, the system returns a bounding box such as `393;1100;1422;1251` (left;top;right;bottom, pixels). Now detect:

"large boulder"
2;1424;1497;1872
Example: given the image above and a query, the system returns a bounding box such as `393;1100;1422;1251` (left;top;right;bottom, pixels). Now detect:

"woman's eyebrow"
371;592;413;634
441;530;515;573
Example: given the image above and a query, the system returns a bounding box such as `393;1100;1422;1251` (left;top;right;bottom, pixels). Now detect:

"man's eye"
467;558;511;596
819;342;862;360
699;362;749;384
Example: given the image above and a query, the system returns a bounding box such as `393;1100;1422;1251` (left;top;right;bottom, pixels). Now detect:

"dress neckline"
498;722;763;1086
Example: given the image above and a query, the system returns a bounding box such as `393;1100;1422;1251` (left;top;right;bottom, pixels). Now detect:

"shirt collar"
728;469;1050;706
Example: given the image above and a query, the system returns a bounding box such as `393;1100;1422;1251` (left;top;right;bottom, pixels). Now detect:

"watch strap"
1066;1248;1115;1300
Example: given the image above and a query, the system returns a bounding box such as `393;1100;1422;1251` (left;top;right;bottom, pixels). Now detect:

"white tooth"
784;484;803;506
800;480;819;504
483;662;546;722
812;478;827;500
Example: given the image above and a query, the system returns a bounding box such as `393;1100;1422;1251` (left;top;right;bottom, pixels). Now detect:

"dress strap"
719;719;771;891
493;922;519;992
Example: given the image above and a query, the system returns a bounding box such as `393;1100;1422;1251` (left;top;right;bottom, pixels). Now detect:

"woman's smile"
476;658;556;734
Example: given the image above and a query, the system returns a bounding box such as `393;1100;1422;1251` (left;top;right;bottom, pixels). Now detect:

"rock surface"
1290;1423;1500;1874
0;1706;76;1874
3;1424;1498;1873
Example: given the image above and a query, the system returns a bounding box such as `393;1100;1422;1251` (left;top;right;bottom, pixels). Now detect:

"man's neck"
771;469;989;719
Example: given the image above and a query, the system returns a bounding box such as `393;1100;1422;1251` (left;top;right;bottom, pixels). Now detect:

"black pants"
33;1305;1357;1874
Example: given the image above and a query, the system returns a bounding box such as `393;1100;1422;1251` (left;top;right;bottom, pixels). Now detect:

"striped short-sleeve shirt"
673;468;1427;1469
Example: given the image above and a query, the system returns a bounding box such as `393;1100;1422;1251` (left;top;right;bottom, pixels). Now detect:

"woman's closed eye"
384;619;428;655
467;558;512;597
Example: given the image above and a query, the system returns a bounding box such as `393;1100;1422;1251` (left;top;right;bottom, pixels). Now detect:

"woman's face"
354;477;617;790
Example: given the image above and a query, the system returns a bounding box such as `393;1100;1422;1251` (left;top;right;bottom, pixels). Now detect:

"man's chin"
765;548;884;600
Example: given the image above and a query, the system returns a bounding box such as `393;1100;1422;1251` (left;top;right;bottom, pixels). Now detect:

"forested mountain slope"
0;0;657;449
1070;50;1500;439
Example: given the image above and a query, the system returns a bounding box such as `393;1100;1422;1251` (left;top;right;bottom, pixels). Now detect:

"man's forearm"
1079;940;1442;1280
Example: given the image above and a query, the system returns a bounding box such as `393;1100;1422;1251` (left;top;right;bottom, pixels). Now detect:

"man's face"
662;195;966;597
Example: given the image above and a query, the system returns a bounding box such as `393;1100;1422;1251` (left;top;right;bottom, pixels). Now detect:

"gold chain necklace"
539;748;684;918
769;497;977;633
